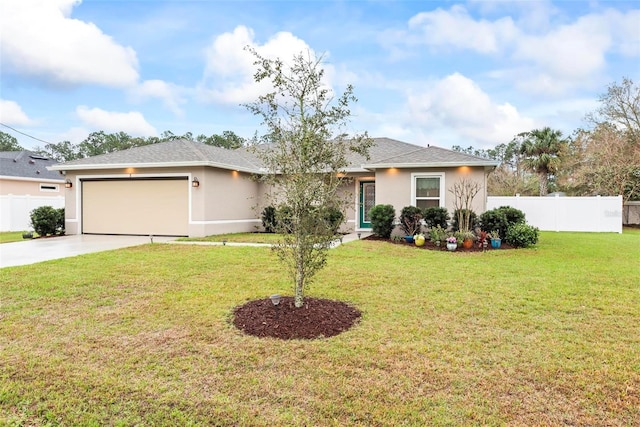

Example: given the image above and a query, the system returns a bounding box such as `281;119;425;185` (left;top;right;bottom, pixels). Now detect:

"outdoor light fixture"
222;239;227;246
357;232;361;239
269;294;281;306
192;177;200;188
65;179;72;188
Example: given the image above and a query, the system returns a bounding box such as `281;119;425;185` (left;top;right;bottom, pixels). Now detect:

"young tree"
244;48;371;308
516;127;568;196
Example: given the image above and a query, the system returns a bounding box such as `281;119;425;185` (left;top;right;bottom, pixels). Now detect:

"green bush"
451;209;477;232
30;206;64;236
321;206;344;234
369;204;396;238
422;207;449;229
480;206;526;239
505;223;539;248
399;206;423;236
261;206;277;233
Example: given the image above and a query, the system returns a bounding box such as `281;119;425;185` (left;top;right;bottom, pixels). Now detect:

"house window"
412;173;444;209
40;184;60;192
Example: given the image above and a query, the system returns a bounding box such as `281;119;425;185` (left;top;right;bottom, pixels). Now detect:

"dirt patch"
232;297;361;340
364;234;515;251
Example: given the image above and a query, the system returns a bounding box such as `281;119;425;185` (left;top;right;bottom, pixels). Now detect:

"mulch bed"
364;234;514;251
232;296;361;340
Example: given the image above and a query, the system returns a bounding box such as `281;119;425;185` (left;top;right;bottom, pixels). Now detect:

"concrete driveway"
0;234;176;268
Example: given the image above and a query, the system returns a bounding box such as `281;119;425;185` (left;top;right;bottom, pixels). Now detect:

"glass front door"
359;181;375;229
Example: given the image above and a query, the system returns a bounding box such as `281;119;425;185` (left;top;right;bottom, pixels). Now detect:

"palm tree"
517;127;568;196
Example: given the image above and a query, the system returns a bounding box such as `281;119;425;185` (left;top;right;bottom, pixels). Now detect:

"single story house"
48;138;498;237
1;151;65;231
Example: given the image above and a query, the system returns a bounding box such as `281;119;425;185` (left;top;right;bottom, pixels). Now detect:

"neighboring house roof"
0;150;63;181
48;137;497;173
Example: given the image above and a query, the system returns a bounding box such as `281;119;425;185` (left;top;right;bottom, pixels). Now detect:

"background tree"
0;131;24;151
245;48;371;308
516;127;568;196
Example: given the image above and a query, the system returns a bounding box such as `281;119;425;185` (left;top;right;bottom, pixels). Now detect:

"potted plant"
400;206;423;243
414;233;426;247
429;225;447;247
475;228;489;250
489;229;502;249
446;236;457;251
461;230;475;249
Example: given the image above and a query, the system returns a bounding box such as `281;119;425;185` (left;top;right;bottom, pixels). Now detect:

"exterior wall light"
65;179;72;188
192;177;200;188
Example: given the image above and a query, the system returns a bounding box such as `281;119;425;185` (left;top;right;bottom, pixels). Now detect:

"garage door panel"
83;179;188;236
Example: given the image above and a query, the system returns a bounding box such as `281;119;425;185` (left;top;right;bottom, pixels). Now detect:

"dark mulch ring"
364;234;515;251
232;297;361;340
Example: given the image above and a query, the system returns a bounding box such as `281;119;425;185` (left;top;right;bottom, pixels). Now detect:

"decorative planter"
462;239;473;249
404;235;414;243
414;235;425;246
490;238;502;249
446;242;457;251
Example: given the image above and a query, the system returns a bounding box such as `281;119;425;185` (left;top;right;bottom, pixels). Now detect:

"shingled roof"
1;151;63;181
49;137;497;173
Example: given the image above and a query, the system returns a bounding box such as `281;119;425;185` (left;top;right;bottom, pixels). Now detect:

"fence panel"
0;195;65;231
487;195;622;233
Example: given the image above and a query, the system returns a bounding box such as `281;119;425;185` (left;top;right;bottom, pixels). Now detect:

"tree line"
452;78;639;204
0;129;246;162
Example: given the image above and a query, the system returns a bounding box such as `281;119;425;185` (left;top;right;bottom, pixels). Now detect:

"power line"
0;122;53;145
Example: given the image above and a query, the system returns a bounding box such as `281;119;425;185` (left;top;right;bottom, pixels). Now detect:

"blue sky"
1;0;638;151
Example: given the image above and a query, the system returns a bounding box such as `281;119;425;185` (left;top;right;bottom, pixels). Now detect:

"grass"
1;230;639;426
0;231;36;244
176;232;284;244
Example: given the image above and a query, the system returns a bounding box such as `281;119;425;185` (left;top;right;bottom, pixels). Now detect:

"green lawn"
176;232;285;244
1;230;639;426
0;231;35;244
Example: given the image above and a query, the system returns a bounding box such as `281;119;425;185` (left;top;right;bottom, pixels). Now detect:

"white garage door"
82;178;189;236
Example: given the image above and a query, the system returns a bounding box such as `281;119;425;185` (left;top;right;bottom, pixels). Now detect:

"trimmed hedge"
30;206;65;236
506;223;539;248
369;204;396;238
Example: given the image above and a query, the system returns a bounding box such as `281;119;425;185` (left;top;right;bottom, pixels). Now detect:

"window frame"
411;173;445;209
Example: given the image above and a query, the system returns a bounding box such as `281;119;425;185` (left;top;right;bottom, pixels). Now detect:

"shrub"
451;209;477;232
261;206;277;233
321;206;344;234
480;206;526;239
505;223;539;248
369;204;396;238
30;205;64;236
399;206;423;236
422;207;449;229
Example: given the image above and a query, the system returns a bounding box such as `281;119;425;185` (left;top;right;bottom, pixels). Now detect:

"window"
40;183;60;192
412;173;444;209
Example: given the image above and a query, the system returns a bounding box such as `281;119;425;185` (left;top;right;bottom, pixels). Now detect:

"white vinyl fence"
0;194;65;232
487;195;623;233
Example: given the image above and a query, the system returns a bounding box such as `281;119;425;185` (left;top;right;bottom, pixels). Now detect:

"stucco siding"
0;177;64;196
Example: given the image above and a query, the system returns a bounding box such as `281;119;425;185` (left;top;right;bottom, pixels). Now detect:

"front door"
359;181;375;229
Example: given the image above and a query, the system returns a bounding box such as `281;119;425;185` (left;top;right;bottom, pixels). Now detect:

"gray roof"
0;151;63;180
49;137;497;173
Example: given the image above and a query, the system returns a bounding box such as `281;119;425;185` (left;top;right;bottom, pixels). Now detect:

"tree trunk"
539;172;548;196
294;245;304;308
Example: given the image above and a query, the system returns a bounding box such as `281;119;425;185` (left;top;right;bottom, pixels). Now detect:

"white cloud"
406;73;537;147
0;0;139;87
0;100;34;125
76;106;157;136
130;80;186;116
407;5;518;54
199;25;331;104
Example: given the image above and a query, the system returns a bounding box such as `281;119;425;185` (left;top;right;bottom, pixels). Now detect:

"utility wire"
0;122;53;145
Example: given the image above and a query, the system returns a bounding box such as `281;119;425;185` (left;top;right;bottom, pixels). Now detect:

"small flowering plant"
446;236;457;244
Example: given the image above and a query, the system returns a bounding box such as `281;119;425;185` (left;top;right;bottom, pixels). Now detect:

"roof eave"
48;161;260;174
361;161;499;169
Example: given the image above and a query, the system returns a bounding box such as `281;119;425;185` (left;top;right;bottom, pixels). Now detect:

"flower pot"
404;235;414;243
462;239;473;249
490;238;501;249
414;235;425;246
446;242;457;251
